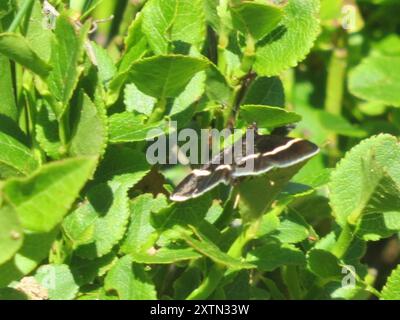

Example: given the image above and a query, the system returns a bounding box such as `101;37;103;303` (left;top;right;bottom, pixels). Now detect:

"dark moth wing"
233;134;320;177
170;133;320;202
169;149;233;202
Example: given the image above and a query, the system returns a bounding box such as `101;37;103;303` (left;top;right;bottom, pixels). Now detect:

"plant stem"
228;218;261;258
225;71;256;127
283;266;302;300
324;42;348;163
23;88;35;141
260;276;286;300
325;48;348;116
186;264;225;300
332;223;354;259
215;186;239;229
58;112;70;156
7;0;34;33
227;228;250;258
186;225;253;300
281;68;295;110
365;285;381;299
240;35;255;74
187;208;263;300
117;0;141;37
82;0;95;16
216;0;229;72
148;98;167;124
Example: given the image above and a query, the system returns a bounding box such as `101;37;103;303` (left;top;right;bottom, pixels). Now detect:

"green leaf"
205;201;224;224
47;15;89;117
104;255;157;300
63;180;131;258
307;249;342;280
293;161;331;189
35;101;63;160
271;212;310;244
109;112;171;143
203;0;220;31
373;34;400;57
204;63;233;105
91;42;117;86
63;148;150;258
357;214;399;241
313;232;337;252
70;253;117;286
25;1;52;62
120;39;147;77
0;206;23;265
107;48;148;106
223;271;252;300
0;0;13;19
153;195;212;231
256;213;280;238
3;157;97;232
239;105;301;129
131;247;201;264
246;243;306;271
124;55;209;98
0;33;51;78
95;146;151;186
124;83;156;116
343;237;367;263
254;0;320;76
70;92;108;157
0;230;58;287
318;111;367;138
238;164;310;221
35;264;79;300
180;229;254;270
349;56;400;107
329;283;370;300
381;265;400;300
170;71;206;115
124;12;147;52
231;2;283;41
316;232;367;265
142;0;206;54
121;194;168;254
358;101;387;117
294;99;331;146
329;134;400;233
243;77;285;107
0;288;27;300
0;131;39;179
320;0;343;21
173;266;202;299
168;0;206;48
278;182;316;202
140;0;174;53
0;54;17;121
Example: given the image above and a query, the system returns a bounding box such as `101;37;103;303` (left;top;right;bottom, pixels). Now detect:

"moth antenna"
89;15;114;34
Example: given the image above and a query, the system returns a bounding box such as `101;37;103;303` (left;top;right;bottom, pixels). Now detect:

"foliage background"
0;0;400;300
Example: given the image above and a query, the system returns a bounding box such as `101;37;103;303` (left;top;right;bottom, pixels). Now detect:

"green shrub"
0;0;400;300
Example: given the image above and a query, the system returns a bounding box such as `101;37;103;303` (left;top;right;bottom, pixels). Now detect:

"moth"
170;125;319;202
